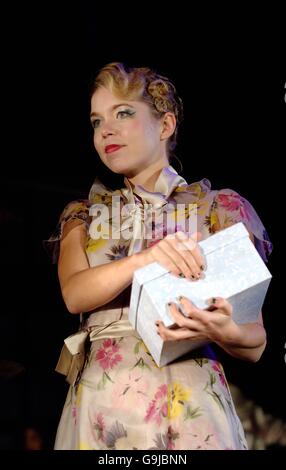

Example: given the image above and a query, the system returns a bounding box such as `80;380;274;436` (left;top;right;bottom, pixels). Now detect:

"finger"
177;298;215;328
165;233;202;279
175;233;203;279
160;237;197;279
190;231;202;243
157;322;201;342
151;244;182;277
168;302;201;330
206;297;233;316
189;235;206;272
180;231;202;243
177;296;207;320
175;231;206;272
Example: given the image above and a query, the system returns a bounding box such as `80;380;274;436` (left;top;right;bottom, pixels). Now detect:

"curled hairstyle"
91;62;184;157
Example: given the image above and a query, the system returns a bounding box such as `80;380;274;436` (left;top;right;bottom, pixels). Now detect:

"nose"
101;120;118;138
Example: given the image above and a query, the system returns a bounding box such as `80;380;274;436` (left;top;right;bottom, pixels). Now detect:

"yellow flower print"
134;340;162;370
197;200;208;216
65;202;86;217
169;204;199;225
223;215;235;229
210;212;221;232
169;207;189;222
176;183;207;200
86;237;108;253
91;194;113;205
198;191;206;200
75;383;83;407
90;189;122;205
188;183;202;197
140;340;150;355
78;440;93;450
168;382;191;419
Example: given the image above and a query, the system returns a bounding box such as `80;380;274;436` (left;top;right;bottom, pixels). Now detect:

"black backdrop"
0;4;285;450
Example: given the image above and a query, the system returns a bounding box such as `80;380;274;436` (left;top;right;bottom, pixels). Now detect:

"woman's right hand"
138;231;205;280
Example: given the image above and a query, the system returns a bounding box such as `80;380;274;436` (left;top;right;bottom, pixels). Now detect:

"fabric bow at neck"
89;165;188;255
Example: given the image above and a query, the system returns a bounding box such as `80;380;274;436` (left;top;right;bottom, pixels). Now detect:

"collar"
121;165;187;208
91;165;188;208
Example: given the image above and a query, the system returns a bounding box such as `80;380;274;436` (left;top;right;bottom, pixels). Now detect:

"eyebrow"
90;103;135;119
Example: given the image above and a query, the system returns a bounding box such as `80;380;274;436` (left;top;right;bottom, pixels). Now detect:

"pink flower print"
166;426;179;450
72;406;77;424
217;193;249;221
93;412;106;442
145;384;168;425
151;425;180;450
95;339;123;371
212;362;227;387
112;372;148;408
167;439;175;450
217;193;241;211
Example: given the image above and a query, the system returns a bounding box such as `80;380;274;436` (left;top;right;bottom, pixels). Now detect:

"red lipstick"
105;145;124;154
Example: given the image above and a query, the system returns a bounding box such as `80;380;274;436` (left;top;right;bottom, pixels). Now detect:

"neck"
127;159;169;192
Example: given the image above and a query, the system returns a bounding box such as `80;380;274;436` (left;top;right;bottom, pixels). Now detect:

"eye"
117;109;135;119
91;119;100;129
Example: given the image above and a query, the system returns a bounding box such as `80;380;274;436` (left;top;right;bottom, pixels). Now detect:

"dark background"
0;5;285;449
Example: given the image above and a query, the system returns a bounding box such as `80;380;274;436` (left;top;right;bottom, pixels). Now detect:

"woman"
46;62;272;450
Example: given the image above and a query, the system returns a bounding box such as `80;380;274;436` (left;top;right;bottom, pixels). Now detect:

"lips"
105;144;125;154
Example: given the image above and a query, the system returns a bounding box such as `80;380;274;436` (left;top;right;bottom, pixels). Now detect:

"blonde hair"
91;62;184;157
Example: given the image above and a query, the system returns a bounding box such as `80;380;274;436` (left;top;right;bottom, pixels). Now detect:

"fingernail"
212;298;216;304
179;273;185;278
167;302;172;307
200;265;205;271
178;296;184;302
155;321;160;326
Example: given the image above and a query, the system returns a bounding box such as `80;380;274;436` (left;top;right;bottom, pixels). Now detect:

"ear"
160;112;176;141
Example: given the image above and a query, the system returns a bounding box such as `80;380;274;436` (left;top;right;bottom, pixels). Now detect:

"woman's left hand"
156;296;241;345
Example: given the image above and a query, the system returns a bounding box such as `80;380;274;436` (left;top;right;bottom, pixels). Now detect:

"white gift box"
129;223;272;367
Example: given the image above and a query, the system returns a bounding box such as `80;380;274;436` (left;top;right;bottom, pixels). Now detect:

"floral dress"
45;166;272;450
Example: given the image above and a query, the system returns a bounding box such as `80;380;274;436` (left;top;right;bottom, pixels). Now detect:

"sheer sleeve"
209;189;273;262
43;199;91;263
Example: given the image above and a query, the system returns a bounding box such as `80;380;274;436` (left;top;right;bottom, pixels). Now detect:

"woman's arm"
58;222;205;314
215;311;267;362
157;297;267;363
58;221;143;314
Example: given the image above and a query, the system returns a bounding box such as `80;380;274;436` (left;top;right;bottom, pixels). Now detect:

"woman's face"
90;87;167;177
